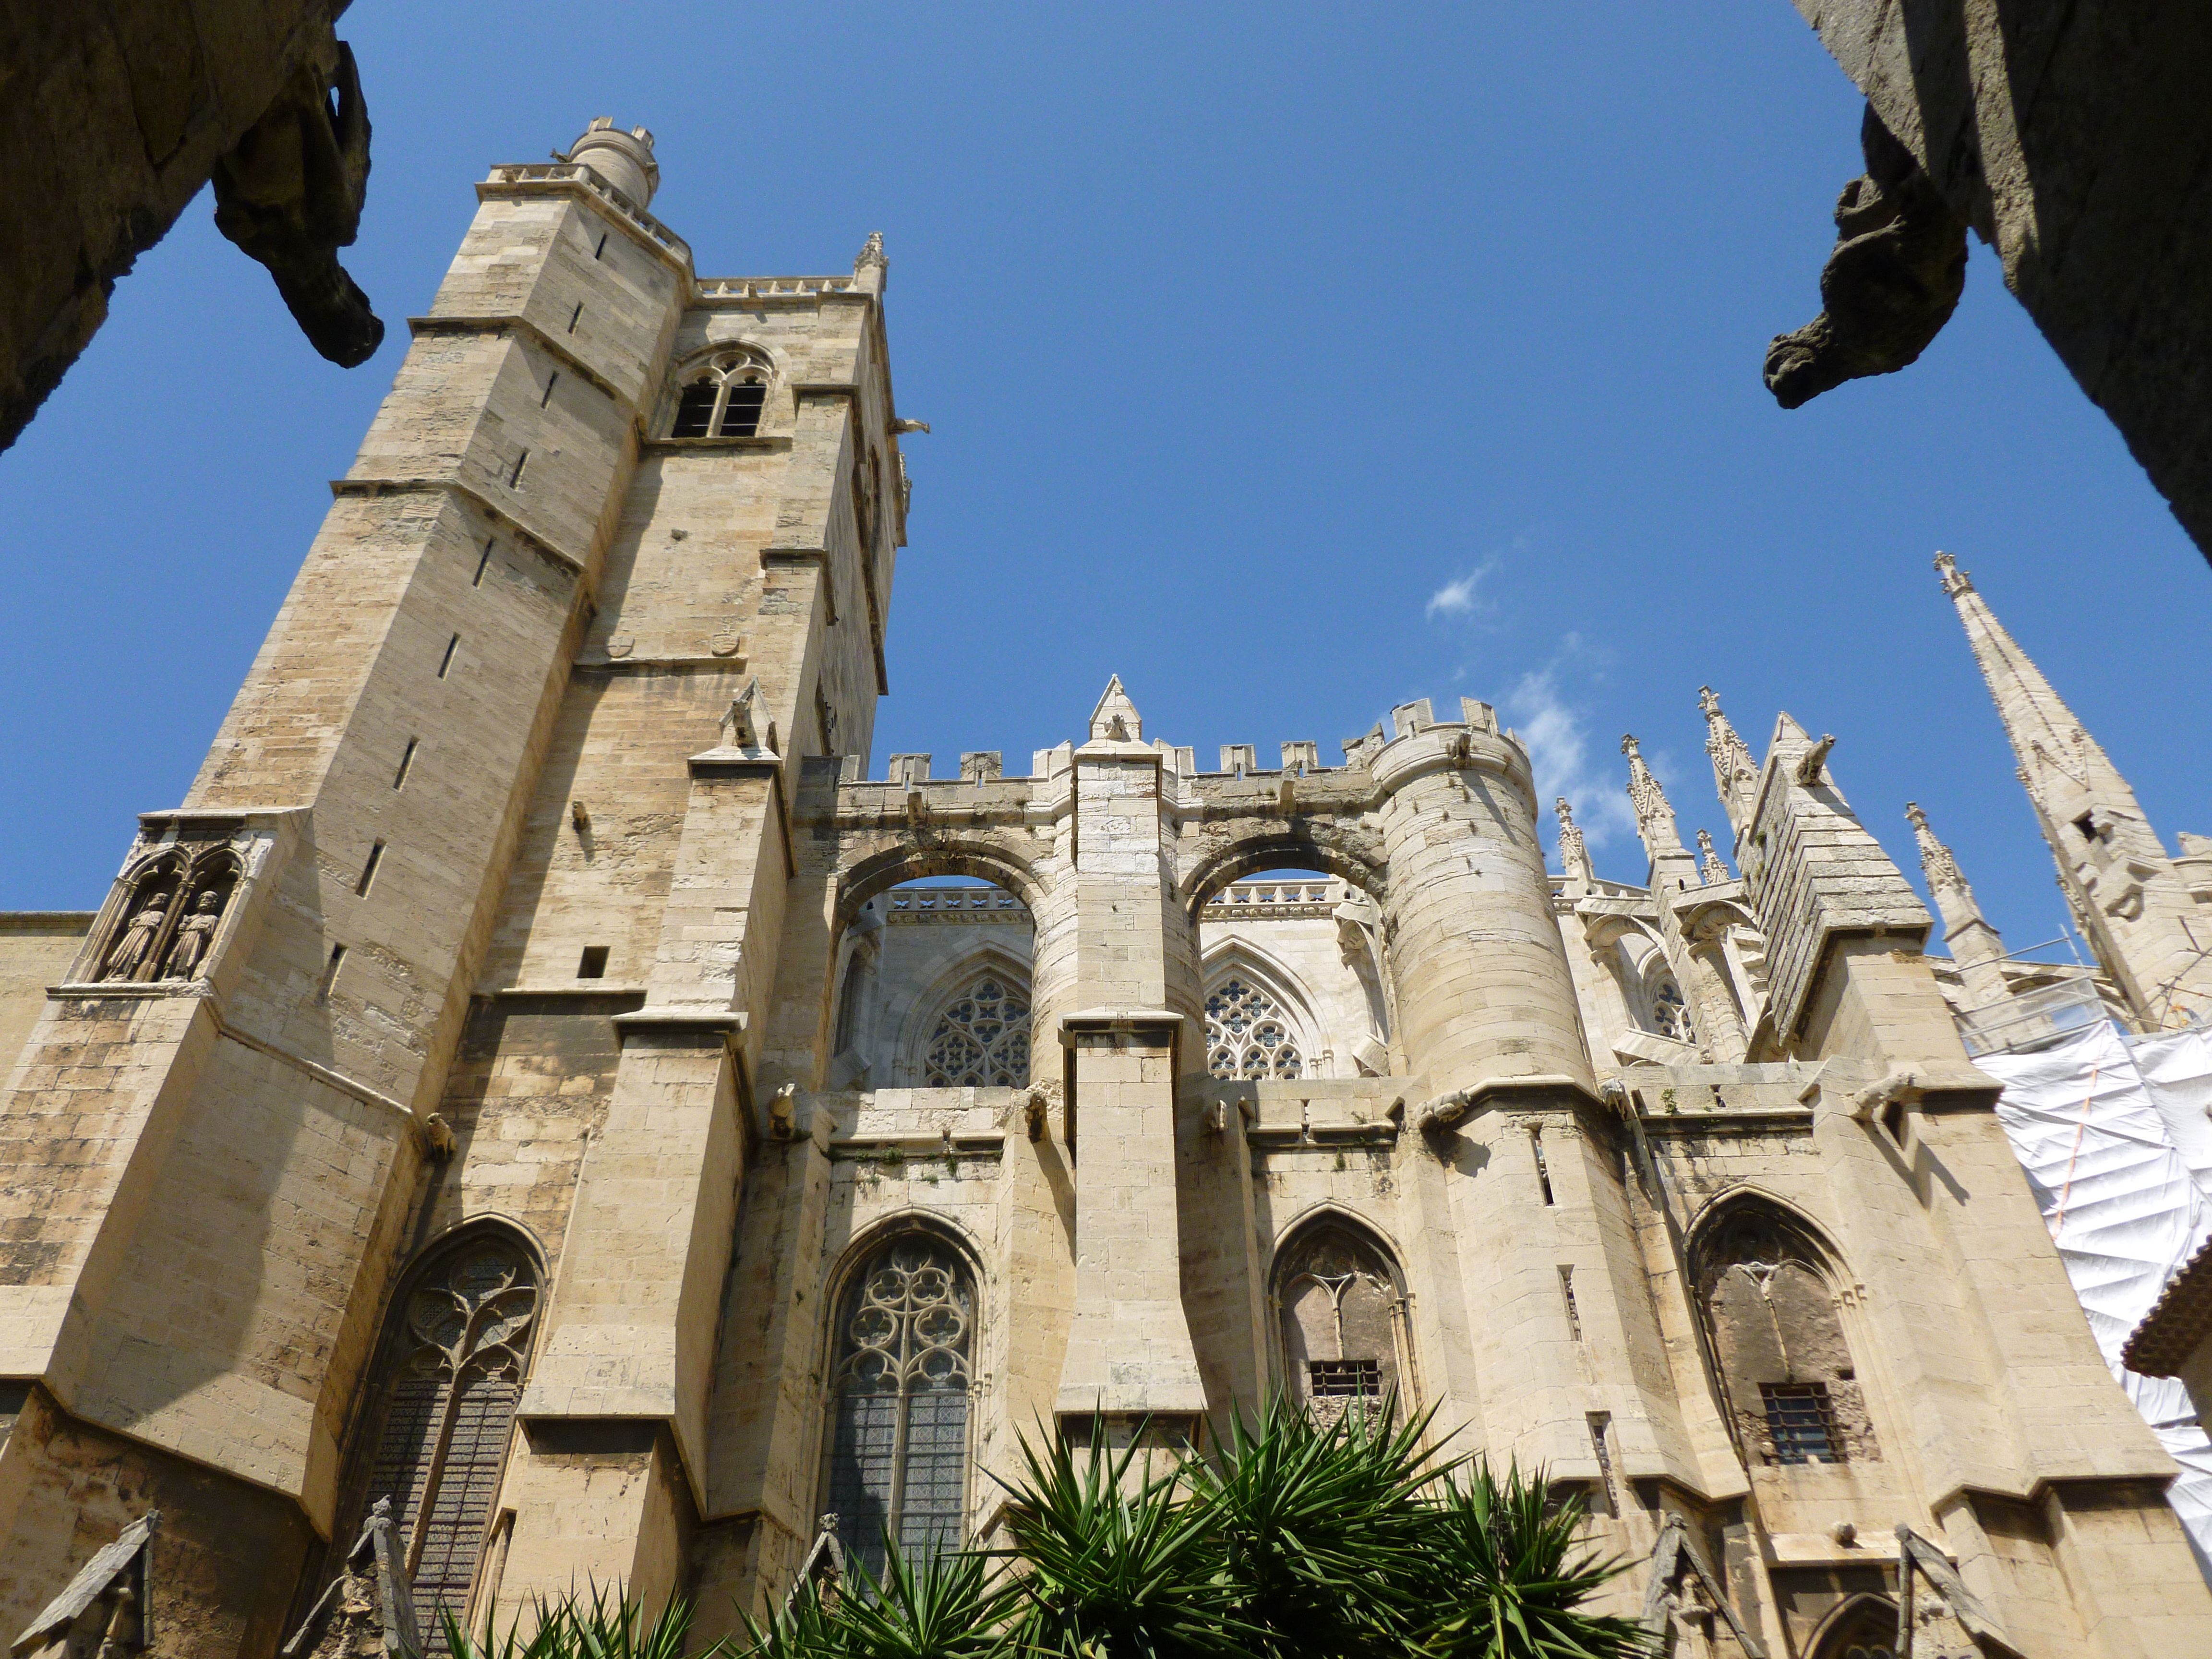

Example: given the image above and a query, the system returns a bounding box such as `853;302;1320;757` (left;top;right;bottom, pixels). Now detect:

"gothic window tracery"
1650;975;1695;1045
344;1231;540;1649
1274;1221;1408;1423
1204;976;1303;1080
922;974;1030;1087
670;349;771;438
1693;1206;1878;1468
823;1233;975;1577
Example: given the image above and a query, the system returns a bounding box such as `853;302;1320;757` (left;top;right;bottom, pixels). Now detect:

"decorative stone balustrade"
1203;879;1340;918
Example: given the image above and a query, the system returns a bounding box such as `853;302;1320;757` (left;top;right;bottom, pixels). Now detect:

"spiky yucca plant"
438;1583;708;1659
1182;1394;1452;1658
739;1537;1010;1659
1412;1464;1651;1659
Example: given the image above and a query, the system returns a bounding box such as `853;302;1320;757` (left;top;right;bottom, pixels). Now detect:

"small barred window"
924;975;1030;1087
824;1235;975;1578
1204;976;1301;1080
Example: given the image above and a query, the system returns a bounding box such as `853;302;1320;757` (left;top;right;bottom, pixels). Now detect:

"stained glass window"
824;1235;975;1578
923;975;1030;1087
348;1234;538;1649
1205;976;1302;1080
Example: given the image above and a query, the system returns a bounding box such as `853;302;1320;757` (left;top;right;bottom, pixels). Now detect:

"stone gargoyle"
211;37;384;367
1764;106;1968;409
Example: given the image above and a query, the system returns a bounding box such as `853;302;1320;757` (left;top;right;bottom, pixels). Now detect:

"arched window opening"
670;351;770;437
1694;1206;1878;1468
823;1233;976;1578
1205;976;1302;1080
1809;1596;1899;1659
924;973;1030;1086
1274;1222;1408;1423
342;1230;540;1648
1650;974;1695;1045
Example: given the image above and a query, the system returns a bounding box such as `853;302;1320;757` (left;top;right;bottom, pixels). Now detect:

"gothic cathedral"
1;120;2209;1659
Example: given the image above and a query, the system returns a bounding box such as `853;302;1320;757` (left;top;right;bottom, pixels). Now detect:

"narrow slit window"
1587;1413;1620;1514
438;635;460;679
474;540;494;586
577;946;609;980
356;842;385;897
567;302;583;334
593;233;608;260
320;943;347;999
393;738;419;791
1559;1266;1583;1342
540;372;559;409
1531;1128;1555;1205
508;450;529;490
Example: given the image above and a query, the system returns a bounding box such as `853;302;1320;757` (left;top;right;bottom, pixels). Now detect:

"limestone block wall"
0;916;89;1083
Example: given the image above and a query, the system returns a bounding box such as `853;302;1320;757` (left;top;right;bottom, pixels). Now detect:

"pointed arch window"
1649;974;1695;1045
823;1233;976;1578
1693;1207;1878;1468
1274;1221;1409;1423
671;350;771;437
1205;975;1302;1080
342;1231;540;1647
923;974;1030;1087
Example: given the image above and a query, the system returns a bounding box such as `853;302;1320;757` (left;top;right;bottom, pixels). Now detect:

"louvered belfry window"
824;1234;975;1577
354;1235;539;1647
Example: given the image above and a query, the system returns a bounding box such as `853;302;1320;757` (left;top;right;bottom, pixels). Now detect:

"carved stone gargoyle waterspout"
1764;106;1968;409
211;36;384;367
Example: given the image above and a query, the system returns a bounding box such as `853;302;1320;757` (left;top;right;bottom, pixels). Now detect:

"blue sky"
6;4;2208;963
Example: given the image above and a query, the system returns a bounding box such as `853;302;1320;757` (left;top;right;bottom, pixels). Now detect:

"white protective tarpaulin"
1977;1021;2212;1575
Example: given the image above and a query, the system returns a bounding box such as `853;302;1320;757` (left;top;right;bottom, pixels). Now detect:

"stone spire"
1621;734;1684;856
1905;801;2009;1010
1696;829;1730;887
1699;686;1760;833
1937;551;2212;1025
1554;797;1594;890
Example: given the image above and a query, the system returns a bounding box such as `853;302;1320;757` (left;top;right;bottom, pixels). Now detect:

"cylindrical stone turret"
1373;704;1593;1095
565;117;660;207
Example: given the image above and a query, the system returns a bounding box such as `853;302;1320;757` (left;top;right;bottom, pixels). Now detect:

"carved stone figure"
100;895;169;982
210;39;383;367
1764;107;1968;409
160;889;225;981
280;1497;422;1659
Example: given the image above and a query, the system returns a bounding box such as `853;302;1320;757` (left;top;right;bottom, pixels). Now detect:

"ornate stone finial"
854;231;887;272
1905;801;1969;895
563;118;660;208
1087;675;1142;744
1697;829;1730;886
1698;685;1758;809
1554;798;1593;884
1620;735;1681;849
1934;549;1973;596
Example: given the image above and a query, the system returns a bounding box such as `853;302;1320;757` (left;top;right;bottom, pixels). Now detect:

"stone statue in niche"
160;888;227;980
101;895;171;982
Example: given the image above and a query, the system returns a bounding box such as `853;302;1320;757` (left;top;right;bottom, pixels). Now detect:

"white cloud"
1503;664;1639;853
1425;558;1498;621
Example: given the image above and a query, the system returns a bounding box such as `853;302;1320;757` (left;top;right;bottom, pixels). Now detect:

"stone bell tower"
0;116;913;1655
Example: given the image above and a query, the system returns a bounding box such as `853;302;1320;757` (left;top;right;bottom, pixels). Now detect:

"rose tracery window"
1205;976;1303;1080
824;1235;976;1578
348;1234;539;1649
671;350;770;437
923;974;1030;1087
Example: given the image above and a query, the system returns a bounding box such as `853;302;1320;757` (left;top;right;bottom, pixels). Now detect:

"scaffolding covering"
1978;1021;2212;1573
